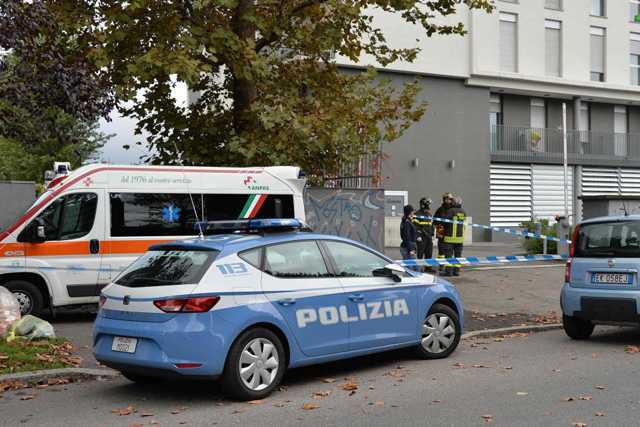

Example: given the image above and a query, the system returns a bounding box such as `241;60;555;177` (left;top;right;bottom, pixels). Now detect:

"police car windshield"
576;221;640;258
116;250;218;287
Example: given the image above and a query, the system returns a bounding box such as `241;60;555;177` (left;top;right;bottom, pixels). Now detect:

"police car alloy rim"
421;313;456;353
239;338;280;391
13;291;32;314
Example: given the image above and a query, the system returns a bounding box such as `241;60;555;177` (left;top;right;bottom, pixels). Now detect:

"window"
590;27;606;82
615;105;628;156
116;249;218;287
575;221;640;258
489;94;503;127
324;241;389;278
110;193;294;237
239;248;262;269
499;13;518;72
591;0;605;16
546;0;562;10
29;193;97;241
264;241;330;278
545;20;562;77
631;33;640;85
631;1;640;23
530;98;546;130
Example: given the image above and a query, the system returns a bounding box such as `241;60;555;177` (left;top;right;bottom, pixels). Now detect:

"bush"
520;219;558;255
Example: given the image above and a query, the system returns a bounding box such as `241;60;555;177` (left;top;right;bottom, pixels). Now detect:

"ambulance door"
23;190;105;303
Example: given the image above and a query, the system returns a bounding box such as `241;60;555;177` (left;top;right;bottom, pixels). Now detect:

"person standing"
400;204;418;269
433;193;454;273
441;195;467;276
414;197;434;270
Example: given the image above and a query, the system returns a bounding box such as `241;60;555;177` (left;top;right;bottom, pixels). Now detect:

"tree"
5;0;493;181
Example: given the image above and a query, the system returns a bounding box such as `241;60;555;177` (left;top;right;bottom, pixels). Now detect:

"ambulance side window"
30;193;97;241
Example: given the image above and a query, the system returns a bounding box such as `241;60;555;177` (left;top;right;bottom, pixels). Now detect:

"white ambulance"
0;164;306;315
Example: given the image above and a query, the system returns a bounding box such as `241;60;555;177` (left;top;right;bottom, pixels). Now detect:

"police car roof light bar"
198;218;310;234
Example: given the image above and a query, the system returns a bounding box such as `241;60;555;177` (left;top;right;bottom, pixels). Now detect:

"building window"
546;0;562;11
614;106;628;157
632;1;640;23
632;33;640;85
545;20;562;77
592;0;605;17
590;27;605;82
489;94;503;127
500;13;518;72
530;98;546;130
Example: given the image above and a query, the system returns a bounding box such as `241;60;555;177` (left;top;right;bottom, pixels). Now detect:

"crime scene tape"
397;254;567;267
417;215;572;244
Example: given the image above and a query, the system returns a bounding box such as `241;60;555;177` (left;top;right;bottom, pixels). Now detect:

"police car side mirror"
383;264;406;283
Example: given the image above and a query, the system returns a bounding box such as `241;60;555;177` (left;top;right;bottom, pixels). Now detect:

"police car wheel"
416;304;461;359
222;328;285;401
5;280;44;316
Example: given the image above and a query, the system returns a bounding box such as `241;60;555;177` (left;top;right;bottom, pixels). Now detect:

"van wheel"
4;280;44;316
416;303;461;359
222;328;286;401
563;315;594;340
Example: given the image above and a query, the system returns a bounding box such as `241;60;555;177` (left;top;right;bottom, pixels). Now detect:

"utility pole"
562;102;569;219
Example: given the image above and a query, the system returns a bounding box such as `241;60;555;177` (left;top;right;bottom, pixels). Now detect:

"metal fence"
322;150;383;189
490;125;640;166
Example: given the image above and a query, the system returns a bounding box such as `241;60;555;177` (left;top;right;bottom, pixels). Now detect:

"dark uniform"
400;205;417;267
433;193;454;272
441;198;466;276
413;198;433;262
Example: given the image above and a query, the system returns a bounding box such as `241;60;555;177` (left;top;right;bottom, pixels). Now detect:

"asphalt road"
4;327;640;427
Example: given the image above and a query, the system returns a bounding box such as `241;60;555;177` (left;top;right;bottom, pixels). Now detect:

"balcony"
490;125;640;167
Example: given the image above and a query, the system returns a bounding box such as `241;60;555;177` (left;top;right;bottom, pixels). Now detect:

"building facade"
337;0;640;240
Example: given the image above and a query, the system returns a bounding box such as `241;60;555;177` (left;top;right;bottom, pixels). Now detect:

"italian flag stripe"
239;194;267;218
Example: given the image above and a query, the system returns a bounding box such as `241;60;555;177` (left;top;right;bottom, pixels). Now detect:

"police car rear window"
115;250;218;287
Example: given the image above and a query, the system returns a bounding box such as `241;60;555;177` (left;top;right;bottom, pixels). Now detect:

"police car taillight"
153;296;220;313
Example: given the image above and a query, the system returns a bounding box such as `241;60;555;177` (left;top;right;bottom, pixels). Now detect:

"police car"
94;219;463;400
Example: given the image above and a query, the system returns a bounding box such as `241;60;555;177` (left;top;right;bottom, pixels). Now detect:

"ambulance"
0;163;306;316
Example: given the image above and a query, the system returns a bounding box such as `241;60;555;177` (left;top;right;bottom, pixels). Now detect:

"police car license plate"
112;336;137;353
591;273;632;285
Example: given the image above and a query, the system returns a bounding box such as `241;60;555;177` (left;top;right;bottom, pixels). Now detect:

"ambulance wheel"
416;303;461;359
562;315;594;340
5;280;44;316
222;327;286;401
120;371;163;384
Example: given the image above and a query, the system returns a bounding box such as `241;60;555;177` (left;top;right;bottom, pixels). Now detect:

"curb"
0;367;119;384
462;323;563;340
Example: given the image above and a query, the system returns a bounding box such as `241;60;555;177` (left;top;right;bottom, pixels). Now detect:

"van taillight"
565;259;572;283
153;296;220;313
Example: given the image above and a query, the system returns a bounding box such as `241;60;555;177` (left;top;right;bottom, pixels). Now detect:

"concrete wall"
379;74;490;242
0;181;36;232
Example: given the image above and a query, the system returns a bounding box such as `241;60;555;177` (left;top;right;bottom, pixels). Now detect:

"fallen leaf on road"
481;414;493;423
20;394;36;401
248;399;265;405
595;412;605;417
452;362;465;369
374;401;384;407
543;412;552;416
302;403;320;410
595;385;607;390
472;364;490;368
592;353;599;359
140;412;154;417
341;381;358;391
572;423;586;427
348;390;356;396
112;405;135;416
149;421;159;425
579;396;592;401
564;397;575;402
312;391;331;400
493;338;504;342
321;378;336;383
431;400;442;404
503;366;513;370
274;403;286;408
516;392;528;396
129;424;143;427
625;345;640;354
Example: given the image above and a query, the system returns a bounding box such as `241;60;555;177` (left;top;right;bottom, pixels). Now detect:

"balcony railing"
490;125;640;166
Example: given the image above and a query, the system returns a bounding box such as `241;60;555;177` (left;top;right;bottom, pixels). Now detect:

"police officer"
433;193;454;272
400;205;418;267
441;195;467;276
413;197;434;270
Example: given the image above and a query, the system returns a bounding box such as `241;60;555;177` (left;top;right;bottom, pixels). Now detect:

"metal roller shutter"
581;167;619;196
532;165;573;221
490;164;532;226
619;169;640;195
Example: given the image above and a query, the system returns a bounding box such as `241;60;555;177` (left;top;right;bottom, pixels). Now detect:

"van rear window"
115;250;218;287
110;193;294;237
575;221;640;258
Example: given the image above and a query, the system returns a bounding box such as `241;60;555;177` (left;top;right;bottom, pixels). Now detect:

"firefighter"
400;204;418;270
433;193;454;273
441;195;467;276
413;197;434;271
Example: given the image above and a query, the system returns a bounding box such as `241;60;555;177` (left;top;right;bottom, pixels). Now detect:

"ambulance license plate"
112;336;137;353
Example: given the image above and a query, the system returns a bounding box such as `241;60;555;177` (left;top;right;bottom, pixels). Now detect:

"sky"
95;81;189;165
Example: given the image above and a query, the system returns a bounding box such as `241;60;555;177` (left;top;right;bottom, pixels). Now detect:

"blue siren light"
197;218;308;234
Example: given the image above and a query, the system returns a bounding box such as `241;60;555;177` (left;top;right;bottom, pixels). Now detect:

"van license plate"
112;336;137;353
591;273;632;285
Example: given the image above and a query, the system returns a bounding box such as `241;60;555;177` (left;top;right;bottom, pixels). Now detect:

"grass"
0;339;80;374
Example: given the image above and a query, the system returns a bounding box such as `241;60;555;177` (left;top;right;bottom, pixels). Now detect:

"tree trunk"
232;0;257;139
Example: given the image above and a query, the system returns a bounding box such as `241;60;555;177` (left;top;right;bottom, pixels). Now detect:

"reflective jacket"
443;206;467;244
413;209;433;237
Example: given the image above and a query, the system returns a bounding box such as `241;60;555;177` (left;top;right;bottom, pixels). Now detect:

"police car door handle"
278;298;296;306
348;294;364;302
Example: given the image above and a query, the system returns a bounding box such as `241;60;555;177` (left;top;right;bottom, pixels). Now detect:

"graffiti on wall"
304;189;385;251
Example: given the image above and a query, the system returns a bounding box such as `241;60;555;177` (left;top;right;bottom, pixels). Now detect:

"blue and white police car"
94;219;463;400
